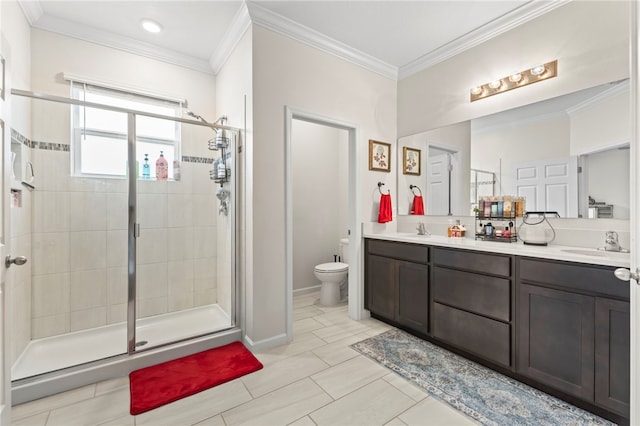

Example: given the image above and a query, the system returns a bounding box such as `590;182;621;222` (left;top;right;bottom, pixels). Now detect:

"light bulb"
531;65;546;76
488;80;502;89
470;86;483;95
509;72;522;83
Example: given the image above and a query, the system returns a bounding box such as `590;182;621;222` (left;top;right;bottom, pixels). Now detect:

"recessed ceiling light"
141;19;163;34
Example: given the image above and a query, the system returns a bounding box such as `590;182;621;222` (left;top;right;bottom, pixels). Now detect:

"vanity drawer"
433;266;511;322
517;258;628;300
432;247;511;277
432;302;511;367
366;239;429;264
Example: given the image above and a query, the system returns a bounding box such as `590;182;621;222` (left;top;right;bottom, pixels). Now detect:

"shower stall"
8;89;241;403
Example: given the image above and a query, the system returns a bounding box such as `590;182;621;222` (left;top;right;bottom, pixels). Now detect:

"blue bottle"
142;153;150;179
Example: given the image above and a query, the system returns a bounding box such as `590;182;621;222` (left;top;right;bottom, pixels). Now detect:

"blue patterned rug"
351;329;614;426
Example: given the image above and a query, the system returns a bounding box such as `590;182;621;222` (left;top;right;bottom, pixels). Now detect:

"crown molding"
30;13;214;74
17;0;43;26
566;79;630;115
209;2;252;74
246;1;398;80
398;0;571;80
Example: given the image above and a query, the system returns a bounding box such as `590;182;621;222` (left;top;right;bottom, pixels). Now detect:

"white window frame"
70;82;182;179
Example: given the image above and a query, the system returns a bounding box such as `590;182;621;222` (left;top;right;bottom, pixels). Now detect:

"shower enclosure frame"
9;88;242;402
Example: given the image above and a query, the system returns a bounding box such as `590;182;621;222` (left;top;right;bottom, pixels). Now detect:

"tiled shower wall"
28;138;223;339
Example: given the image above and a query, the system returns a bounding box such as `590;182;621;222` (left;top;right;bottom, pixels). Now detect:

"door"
0;38;10;424
513;156;578;217
427;153;450;215
396;260;429;334
365;254;395;321
518;284;595;401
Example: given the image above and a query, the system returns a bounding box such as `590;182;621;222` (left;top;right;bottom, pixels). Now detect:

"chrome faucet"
416;222;430;236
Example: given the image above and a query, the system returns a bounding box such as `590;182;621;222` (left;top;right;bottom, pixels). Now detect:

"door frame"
284;106;364;342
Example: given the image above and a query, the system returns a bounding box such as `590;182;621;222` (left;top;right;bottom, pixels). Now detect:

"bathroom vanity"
364;235;630;424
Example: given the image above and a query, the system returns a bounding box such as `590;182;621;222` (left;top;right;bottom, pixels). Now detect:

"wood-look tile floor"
11;292;477;426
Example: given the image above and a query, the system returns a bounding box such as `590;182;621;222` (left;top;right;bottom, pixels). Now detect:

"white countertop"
363;232;630;268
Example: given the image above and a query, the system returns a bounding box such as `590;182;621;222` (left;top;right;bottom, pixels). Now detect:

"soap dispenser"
142;153;150;179
156;151;168;180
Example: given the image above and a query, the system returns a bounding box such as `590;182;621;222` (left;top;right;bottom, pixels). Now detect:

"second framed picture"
402;147;421;175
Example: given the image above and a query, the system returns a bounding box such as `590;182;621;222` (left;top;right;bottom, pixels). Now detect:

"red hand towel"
412;195;424;215
378;193;393;223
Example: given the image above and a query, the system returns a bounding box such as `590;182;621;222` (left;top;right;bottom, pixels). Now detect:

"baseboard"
243;333;289;352
293;285;321;296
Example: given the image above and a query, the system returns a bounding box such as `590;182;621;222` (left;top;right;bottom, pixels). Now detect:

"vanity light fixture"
141;18;163;34
470;60;558;102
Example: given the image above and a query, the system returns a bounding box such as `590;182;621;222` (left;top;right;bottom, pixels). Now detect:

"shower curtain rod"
11;89;241;133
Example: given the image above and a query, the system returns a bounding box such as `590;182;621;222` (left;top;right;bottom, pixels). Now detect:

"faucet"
416;222;430;236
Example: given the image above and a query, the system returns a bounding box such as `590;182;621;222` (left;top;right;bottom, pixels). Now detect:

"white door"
427;153;450;215
0;38;10;425
512;156;578;218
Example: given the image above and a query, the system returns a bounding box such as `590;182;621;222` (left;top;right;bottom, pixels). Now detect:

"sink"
560;248;629;257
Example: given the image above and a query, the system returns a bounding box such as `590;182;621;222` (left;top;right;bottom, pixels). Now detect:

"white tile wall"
30;147;227;338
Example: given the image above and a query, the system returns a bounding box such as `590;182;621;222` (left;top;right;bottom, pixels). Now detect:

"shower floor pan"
12;304;231;381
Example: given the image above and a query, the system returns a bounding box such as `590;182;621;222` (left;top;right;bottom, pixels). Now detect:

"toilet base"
320;282;341;306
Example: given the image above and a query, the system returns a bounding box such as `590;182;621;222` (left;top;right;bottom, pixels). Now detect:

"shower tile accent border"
13;129;216;160
182;156;214;164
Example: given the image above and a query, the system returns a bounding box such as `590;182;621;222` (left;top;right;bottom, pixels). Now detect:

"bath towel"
378;193;393;223
411;195;424;215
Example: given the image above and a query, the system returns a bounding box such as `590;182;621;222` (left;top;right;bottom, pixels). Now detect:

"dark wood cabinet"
365;240;429;334
364;238;630;423
595;298;630;416
431;247;514;368
516;257;630;419
518;283;595;400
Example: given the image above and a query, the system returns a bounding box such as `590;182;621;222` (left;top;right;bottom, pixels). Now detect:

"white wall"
249;25;397;344
398;1;630;137
584;148;630;220
215;27;253;320
292;120;348;291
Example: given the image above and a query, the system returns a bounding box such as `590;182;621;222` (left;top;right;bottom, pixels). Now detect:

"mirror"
397;79;630;219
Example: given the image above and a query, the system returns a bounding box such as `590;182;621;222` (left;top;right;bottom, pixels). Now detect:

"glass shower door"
132;114;234;351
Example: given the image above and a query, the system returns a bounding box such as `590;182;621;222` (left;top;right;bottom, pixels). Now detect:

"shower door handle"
5;255;27;268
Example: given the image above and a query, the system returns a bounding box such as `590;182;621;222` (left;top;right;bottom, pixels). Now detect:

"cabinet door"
366;254;396;321
595;298;630;416
518;284;595;401
397;261;429;334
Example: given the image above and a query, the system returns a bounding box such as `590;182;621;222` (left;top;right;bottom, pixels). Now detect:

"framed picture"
369;140;391;172
402;147;421;175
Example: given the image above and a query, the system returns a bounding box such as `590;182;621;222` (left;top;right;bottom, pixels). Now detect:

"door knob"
614;267;640;282
5;255;27;268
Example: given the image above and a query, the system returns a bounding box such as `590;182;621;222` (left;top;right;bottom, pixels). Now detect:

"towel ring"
377;182;390;194
409;185;422;196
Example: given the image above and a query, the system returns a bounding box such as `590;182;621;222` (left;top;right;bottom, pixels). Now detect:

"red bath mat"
129;341;263;415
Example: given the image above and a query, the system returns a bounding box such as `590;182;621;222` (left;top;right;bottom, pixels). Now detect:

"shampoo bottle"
156;151;168;180
142;154;150;179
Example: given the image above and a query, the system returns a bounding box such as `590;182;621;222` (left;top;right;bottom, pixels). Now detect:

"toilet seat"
314;262;348;273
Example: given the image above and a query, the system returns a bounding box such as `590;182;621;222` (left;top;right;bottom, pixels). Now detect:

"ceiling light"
530;65;546;76
470;60;557;102
509;72;523;83
141;19;163;34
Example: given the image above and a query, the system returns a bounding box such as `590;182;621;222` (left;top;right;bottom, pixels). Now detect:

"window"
71;83;182;179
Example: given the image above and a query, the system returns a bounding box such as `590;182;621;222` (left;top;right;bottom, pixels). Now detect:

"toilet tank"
339;238;349;264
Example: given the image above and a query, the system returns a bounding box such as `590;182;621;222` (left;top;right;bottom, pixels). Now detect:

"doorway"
284;107;363;342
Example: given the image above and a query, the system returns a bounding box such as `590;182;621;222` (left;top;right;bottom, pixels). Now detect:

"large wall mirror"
397;79;630;219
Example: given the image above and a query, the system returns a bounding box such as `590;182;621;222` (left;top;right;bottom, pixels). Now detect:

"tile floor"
11;292;477;426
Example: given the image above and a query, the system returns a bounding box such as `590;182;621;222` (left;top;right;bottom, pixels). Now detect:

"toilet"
314;238;349;306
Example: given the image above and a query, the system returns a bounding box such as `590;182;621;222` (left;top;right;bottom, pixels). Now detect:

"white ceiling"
19;0;565;79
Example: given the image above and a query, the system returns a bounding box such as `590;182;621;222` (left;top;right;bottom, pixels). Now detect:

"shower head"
186;111;208;123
